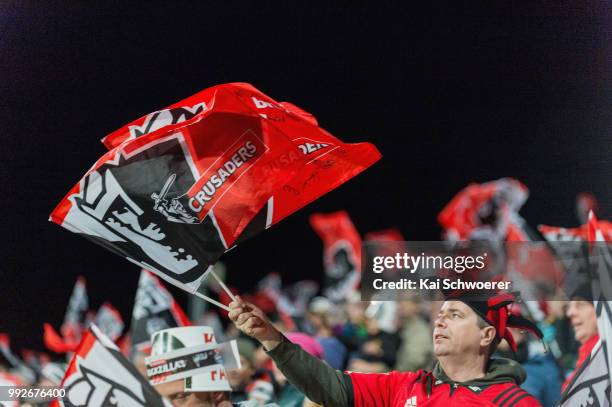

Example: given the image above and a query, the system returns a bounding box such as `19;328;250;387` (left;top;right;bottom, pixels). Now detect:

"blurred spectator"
337;296;369;357
394;296;433;372
563;299;599;391
347;311;401;373
306;297;347;369
229;338;257;402
546;299;579;373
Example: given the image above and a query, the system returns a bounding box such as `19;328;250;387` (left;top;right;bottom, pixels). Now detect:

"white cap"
150;326;232;392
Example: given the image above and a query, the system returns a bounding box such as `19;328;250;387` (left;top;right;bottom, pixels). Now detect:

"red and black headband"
447;291;544;353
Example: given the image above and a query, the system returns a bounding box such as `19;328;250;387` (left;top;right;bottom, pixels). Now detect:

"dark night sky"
0;3;610;353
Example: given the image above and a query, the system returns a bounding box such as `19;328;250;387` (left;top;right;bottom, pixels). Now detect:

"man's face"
155;380;232;407
433;301;488;357
566;300;598;344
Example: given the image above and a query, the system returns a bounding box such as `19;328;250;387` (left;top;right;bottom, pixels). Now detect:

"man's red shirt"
349;359;541;406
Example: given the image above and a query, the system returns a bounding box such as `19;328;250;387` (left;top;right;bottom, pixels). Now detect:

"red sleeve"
348;371;418;407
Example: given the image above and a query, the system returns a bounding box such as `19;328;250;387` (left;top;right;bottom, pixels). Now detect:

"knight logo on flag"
50;82;381;294
130;269;190;353
310;211;362;302
52;324;171;407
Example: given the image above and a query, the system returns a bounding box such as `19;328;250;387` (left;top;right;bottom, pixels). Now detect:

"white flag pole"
193;291;230;312
210;269;238;303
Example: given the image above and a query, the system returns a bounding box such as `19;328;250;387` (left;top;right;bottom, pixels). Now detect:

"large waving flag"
51;325;170;407
51;83;380;297
130;269;190;353
44;277;89;354
310;211;362;302
100;82;381;245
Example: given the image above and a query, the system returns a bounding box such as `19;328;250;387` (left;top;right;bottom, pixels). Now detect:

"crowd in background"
0;264;602;407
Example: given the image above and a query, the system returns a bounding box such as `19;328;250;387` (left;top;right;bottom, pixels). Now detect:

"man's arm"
266;335;352;407
228;297;352;407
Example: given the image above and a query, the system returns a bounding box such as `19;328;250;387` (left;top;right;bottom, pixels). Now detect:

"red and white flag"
51;325;170;407
100;82;381;246
545;212;612;405
438;178;532;242
587;212;612;401
43;277;89;354
51;83;380;296
94;302;124;343
310;211;362;302
130;269;190;354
